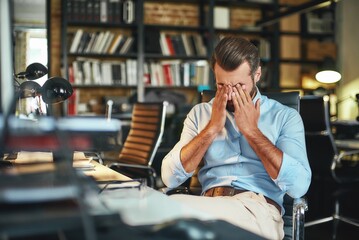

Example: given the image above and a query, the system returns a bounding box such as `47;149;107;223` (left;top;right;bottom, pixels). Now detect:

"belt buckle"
229;187;235;196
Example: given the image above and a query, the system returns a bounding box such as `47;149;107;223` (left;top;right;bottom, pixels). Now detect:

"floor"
304;179;359;240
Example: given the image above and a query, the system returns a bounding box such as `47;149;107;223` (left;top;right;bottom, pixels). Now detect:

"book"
86;0;94;22
96;31;110;53
77;32;91;53
72;60;84;85
119;37;134;54
82;60;93;85
214;7;230;29
171;34;186;56
108;34;123;54
69;29;84;53
114;35;128;54
165;34;175;55
159;32;170;56
100;0;108;22
91;31;105;53
91;60;102;84
144;29;161;54
123;0;134;23
93;0;101;22
108;0;122;23
102;32;114;53
181;33;193;56
84;32;97;53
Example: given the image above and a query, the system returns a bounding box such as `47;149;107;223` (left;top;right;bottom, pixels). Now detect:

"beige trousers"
169;191;284;240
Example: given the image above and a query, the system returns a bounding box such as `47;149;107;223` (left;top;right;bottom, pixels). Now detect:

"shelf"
60;0;337;115
68;53;138;59
144;24;209;32
144;54;208;60
215;0;276;9
215;28;273;36
280;31;333;38
67;22;136;29
280;59;323;65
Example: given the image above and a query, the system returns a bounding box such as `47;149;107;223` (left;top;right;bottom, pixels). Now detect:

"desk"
4;151;131;182
4;151;215;225
1;152;264;240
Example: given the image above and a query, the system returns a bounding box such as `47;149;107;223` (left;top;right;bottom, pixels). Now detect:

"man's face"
214;62;260;112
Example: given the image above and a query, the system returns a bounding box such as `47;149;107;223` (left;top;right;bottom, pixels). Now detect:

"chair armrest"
108;162;155;173
331;149;359;183
292;197;308;240
159;186;190;195
83;151;103;165
108;162;157;188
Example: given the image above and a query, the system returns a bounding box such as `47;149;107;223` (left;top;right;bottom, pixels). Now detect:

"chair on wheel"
165;90;308;240
300;95;359;238
108;101;168;188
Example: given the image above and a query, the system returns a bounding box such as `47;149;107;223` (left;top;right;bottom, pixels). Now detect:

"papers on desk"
98;179;145;193
11;151;95;171
15;151;53;163
73;160;95;171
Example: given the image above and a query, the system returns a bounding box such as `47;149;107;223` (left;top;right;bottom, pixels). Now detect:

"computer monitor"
0;0;14;116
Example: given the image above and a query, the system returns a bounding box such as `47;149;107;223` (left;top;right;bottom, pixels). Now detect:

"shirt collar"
252;87;261;104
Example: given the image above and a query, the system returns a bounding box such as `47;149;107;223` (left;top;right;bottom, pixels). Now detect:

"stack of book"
66;0;135;24
69;29;134;55
68;58;209;88
145;31;207;57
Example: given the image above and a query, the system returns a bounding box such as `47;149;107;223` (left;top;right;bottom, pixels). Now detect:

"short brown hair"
211;36;260;80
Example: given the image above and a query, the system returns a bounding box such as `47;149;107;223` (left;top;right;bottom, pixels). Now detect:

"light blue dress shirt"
161;90;312;214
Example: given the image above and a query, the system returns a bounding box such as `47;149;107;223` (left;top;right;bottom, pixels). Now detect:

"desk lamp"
315;57;341;84
15;63;73;110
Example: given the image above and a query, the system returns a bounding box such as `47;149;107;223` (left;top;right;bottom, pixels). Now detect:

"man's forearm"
244;128;283;179
180;122;218;173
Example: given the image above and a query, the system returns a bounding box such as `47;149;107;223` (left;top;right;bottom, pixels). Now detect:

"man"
161;36;311;239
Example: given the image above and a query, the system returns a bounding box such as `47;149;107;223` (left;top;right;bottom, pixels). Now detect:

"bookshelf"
60;0;336;115
278;1;337;91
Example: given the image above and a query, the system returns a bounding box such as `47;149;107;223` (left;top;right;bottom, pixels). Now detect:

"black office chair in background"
300;95;359;238
165;90;308;240
107;101;168;188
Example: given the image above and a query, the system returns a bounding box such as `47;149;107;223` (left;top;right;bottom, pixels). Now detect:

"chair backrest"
118;101;168;167
265;91;300;111
299;95;337;180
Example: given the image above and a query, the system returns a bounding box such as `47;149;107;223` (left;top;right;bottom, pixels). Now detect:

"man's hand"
232;84;260;136
208;85;229;134
179;86;229;173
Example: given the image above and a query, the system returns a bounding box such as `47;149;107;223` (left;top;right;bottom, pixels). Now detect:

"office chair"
165;90;308;240
300;95;359;238
108;101;168;188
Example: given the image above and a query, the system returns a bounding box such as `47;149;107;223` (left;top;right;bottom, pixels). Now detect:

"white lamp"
315;57;341;84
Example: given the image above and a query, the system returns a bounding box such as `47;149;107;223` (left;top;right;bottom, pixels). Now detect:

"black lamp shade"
315;57;341;83
16;63;48;80
25;63;48;80
19;81;41;98
41;77;73;104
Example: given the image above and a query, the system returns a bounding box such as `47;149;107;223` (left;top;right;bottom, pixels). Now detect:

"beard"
226;85;257;112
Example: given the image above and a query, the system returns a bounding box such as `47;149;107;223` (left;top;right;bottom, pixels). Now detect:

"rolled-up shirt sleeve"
273;109;312;198
161;105;204;188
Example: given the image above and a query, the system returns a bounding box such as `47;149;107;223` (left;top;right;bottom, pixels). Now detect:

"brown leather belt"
204;186;281;213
